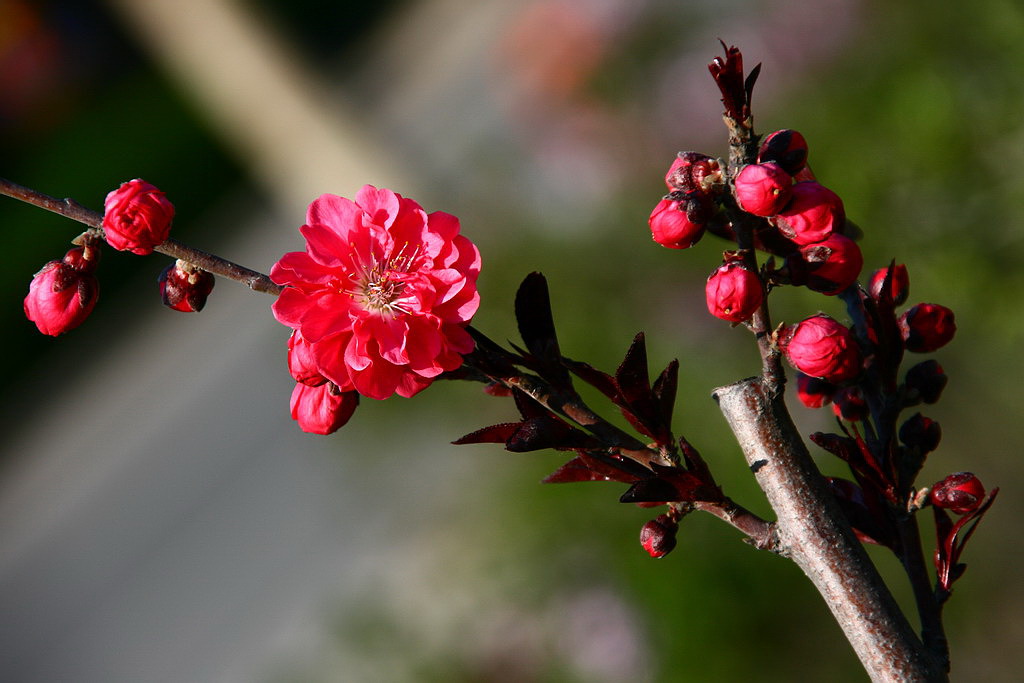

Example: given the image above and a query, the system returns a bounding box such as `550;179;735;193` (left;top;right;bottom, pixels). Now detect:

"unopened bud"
867;264;909;306
102;179;174;255
649;197;706;249
734;162;792;217
705;256;763;322
665;152;722;195
290;381;359;435
771;181;845;246
779;314;862;383
794;233;863;295
904;360;947;404
899;413;941;454
930;472;986;515
639;513;678;558
23;244;101;336
900;303;956;353
758;129;809;175
158;260;215;312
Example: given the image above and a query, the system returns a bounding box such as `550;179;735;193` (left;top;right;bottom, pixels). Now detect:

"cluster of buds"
22;179;218;335
648;152;724;249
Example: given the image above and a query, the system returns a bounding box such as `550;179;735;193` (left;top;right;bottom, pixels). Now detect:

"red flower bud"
757;129;809;175
899;413;941;454
832;386;868;421
705;258;763;322
868;264;909;306
287;330;327;386
900;303;956;353
665;152;721;194
796;372;835;408
648;197;706;249
779;314;862;383
930;472;986;515
290;381;359;435
734;162;792;216
904;360;947;404
796;233;863;295
158;260;215;312
639;513;678;558
23;244;101;336
771;181;845;246
102;179;174;255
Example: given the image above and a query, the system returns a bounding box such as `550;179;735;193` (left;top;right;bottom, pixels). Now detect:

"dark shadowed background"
1;0;1021;681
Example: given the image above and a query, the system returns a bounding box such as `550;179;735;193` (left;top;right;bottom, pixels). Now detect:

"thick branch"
713;377;946;682
1;177;283;295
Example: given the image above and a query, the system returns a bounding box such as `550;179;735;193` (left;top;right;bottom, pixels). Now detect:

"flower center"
347;242;420;316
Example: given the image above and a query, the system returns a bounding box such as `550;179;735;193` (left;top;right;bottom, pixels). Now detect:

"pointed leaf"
543;452;644;484
453;423;521;445
651;359;679;439
514;272;571;388
619;478;680;504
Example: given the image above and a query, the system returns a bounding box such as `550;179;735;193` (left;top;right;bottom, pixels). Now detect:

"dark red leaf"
453;423;521;445
514;272;571;388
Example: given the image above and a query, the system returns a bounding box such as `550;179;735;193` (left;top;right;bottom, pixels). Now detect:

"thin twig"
1;176;283;296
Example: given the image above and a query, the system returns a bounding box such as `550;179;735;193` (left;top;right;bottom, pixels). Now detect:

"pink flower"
102;179;175;255
271;186;481;401
23;243;100;336
290;382;359;435
779;314;862;383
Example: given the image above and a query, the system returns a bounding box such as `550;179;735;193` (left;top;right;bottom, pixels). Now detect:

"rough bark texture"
714;377;947;683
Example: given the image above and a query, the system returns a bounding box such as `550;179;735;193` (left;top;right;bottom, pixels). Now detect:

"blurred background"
1;0;1021;680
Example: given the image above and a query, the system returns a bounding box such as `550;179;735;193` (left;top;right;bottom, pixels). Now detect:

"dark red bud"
158;259;215;312
666;152;722;195
904;360;947;404
832;386;868;421
639;513;678;558
900;303;956;353
930;472;986;515
795;372;835;409
868;264;909;306
899;413;941;454
758;129;809;175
